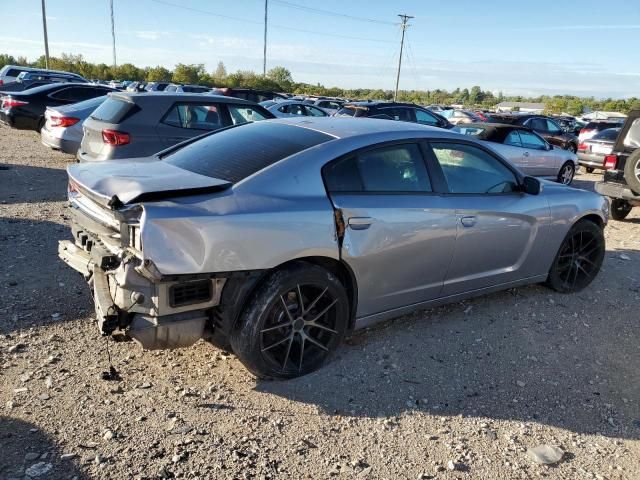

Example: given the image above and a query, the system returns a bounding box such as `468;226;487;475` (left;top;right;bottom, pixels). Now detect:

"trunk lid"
67;160;232;209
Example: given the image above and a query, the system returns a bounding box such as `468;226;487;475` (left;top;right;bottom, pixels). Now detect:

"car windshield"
164;121;334;182
335;105;368;117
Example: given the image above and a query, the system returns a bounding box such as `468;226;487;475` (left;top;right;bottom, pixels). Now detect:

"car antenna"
101;335;121;381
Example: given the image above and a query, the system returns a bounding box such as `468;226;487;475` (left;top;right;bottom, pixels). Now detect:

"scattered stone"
139;382;152;389
25;462;53;477
447;460;465;471
516;380;526;388
103;430;115;441
38;393;50;401
13;387;28;394
51;312;61;319
94;454;104;465
60;453;77;460
25;452;40;461
8;343;26;353
172;454;182;463
619;254;631;261
526;445;564;465
45;376;53;389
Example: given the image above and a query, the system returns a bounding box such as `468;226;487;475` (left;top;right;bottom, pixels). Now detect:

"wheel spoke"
307;322;338;334
308;299;338;323
261;321;292;334
576;262;592;278
296;284;305;314
304;287;328;316
571;261;580;286
580;242;601;257
578;255;599;269
279;295;295;322
262;335;291;352
298;337;306;372
304;332;329;352
281;335;294;371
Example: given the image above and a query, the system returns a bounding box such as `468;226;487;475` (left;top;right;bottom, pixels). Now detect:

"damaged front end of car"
58;177;227;350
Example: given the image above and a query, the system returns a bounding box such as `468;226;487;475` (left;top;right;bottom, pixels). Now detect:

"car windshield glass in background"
89;97;133;123
592;128;620;141
336;106;367;117
65;95;106;110
453;126;485;136
228;105;270;125
164;122;333;182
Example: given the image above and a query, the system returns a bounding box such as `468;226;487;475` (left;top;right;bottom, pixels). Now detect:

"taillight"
0;79;3;85
2;97;28;108
102;129;130;146
579;128;593;136
50;116;80;128
603;154;617;170
578;142;587;151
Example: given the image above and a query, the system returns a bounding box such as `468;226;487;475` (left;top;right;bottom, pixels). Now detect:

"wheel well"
214;256;359;336
578;214;604;229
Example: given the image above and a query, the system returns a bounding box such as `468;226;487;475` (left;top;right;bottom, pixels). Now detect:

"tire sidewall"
623;149;640;194
230;262;349;379
547;220;605;293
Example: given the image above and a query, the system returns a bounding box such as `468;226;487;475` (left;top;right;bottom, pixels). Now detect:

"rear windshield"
592;128;620;141
335;105;368;117
90;97;133;123
164;122;333;182
182;86;209;93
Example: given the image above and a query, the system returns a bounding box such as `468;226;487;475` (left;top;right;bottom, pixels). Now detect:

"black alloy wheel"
230;262;349;379
547;219;605;293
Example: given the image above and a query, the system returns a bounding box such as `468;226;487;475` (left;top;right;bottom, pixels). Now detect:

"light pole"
263;0;268;76
110;0;117;67
41;0;50;68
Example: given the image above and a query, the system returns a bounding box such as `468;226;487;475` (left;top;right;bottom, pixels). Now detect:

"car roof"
10;82;110;96
459;122;532;142
343;101;419;108
111;91;257;105
268;116;443;139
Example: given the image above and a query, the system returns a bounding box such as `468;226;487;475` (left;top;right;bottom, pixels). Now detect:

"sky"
0;0;638;98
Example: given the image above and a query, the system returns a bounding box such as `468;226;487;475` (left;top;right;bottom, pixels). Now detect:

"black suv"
594;110;640;220
335;101;453;129
491;114;578;153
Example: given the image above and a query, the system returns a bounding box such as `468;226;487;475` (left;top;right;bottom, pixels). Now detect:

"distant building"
495;102;546;113
581;111;627;121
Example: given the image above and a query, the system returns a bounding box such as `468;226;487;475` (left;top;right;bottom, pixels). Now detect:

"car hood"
67;159;231;209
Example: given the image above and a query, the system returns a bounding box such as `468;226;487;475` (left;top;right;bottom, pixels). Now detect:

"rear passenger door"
518;130;556;176
156;102;225;146
323;142;458;318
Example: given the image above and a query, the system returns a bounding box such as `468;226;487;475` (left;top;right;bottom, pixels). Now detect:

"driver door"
427;141;550;296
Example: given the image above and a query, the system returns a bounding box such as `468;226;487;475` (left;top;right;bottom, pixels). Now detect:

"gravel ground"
1;124;639;480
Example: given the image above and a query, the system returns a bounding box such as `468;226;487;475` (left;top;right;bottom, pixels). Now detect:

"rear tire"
229;262;349;379
585;167;595;174
623;149;640;194
557;161;575;185
546;219;605;293
610;198;632;220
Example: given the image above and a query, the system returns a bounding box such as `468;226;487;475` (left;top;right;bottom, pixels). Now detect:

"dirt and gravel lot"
1;124;639;480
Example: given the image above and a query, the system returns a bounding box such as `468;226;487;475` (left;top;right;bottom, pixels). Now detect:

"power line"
149;0;394;44
271;0;396;26
394;14;413;101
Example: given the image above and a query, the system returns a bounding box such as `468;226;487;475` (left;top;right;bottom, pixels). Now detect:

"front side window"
528;118;548;131
518;131;547;150
163;103;223;130
415;109;439;126
546;119;561;133
228;105;270;125
280;104;305;116
431;142;518;194
382;108;413;122
304;105;327;117
504;130;522;147
324;143;431;193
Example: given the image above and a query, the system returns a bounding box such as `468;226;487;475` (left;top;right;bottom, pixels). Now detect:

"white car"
455;123;579;184
260;100;329;118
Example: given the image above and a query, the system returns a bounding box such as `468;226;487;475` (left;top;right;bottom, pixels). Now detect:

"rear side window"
163;103;223;130
164;122;333;182
504;130;522;147
323;143;431;193
336;106;367;117
90;97;134;123
6;68;24;77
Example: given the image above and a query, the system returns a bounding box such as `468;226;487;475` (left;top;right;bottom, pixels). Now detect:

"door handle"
348;217;373;230
460;216;477;228
523;151;530;157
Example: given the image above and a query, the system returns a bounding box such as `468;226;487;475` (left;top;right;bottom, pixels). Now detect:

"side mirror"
522;176;542;195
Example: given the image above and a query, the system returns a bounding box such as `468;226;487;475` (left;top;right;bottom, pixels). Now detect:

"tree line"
1;53;638;115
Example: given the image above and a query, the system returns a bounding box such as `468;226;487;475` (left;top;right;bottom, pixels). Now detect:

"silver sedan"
260;99;329;118
455;123;579;184
59;118;608;379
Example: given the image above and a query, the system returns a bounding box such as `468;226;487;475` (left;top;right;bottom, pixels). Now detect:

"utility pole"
110;0;117;67
263;0;268;76
394;14;413;101
41;0;50;69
